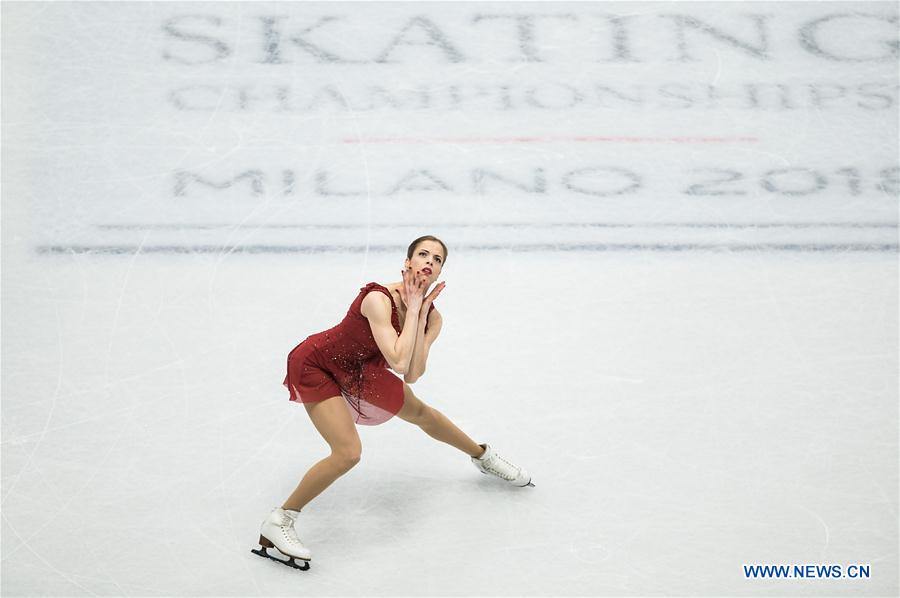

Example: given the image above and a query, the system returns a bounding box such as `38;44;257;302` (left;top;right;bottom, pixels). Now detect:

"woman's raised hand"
400;268;426;312
421;280;445;313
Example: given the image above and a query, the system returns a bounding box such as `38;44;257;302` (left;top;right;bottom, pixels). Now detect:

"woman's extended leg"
281;395;362;512
396;384;485;458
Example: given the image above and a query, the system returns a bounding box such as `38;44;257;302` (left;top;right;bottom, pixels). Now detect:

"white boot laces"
278;511;303;546
483;454;519;481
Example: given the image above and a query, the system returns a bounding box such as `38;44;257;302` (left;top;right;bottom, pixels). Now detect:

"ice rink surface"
2;1;898;596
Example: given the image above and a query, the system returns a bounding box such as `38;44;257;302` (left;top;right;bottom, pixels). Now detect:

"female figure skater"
253;236;533;570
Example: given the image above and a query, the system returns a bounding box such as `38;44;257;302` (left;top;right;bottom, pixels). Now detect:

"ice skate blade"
251;546;311;571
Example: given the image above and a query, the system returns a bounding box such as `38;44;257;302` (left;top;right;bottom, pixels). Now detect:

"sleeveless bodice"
303;282;436;371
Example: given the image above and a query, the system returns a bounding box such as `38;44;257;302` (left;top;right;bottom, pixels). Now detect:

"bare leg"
420;408;485;458
282;396;361;512
396;386;485;457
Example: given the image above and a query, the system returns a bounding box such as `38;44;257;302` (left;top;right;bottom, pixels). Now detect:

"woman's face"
405;240;444;286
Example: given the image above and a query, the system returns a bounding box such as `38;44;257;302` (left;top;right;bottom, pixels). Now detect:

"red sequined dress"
283;282;436;425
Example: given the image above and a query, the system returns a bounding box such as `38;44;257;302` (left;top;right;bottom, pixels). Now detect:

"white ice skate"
252;507;312;570
471;443;534;487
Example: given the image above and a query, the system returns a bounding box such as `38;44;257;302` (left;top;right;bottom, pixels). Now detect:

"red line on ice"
341;135;759;144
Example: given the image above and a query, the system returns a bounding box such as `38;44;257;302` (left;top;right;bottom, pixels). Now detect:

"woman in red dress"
253;235;533;570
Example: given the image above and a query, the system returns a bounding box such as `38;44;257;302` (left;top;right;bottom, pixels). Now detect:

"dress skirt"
283;338;405;426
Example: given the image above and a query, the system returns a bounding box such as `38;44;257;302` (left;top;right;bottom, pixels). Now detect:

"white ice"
2;2;897;596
